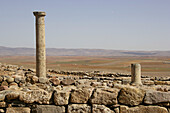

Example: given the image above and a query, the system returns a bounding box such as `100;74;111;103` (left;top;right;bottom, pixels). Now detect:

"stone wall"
0;63;170;113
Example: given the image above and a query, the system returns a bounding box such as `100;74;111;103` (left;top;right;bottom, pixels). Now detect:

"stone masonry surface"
0;63;170;113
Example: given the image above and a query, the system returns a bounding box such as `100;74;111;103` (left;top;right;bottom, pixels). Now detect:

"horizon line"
0;46;170;52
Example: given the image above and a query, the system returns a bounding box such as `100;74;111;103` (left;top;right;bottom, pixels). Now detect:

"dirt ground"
0;56;170;77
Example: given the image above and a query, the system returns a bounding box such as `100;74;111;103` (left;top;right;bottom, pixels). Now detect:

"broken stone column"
131;64;142;85
33;11;47;83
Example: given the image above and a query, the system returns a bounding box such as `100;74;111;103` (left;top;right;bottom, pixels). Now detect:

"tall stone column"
33;11;47;82
131;64;142;85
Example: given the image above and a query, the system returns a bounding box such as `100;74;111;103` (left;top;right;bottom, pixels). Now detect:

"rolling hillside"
0;46;170;56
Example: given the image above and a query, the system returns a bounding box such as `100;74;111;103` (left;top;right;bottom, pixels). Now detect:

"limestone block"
6;91;20;100
7;77;14;83
68;104;91;113
70;87;93;103
35;83;54;92
31;76;39;84
118;87;145;106
49;78;60;86
62;85;77;92
6;107;30;113
0;109;4;113
75;79;91;86
1;81;8;86
32;105;65;113
0;102;6;107
143;80;154;85
90;88;119;105
54;91;70;105
120;105;168;113
19;89;52;104
0;86;8;91
0;90;13;101
0;76;3;82
92;104;115;113
144;90;170;104
91;82;103;87
9;82;18;87
15;76;25;83
61;79;75;85
155;81;170;85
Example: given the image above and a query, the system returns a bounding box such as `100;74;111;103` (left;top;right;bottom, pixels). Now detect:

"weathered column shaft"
131;64;142;85
33;12;46;78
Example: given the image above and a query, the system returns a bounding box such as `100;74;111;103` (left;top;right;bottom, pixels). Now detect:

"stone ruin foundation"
0;11;169;113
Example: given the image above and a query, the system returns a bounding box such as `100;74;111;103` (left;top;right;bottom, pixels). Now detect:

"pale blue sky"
0;0;170;50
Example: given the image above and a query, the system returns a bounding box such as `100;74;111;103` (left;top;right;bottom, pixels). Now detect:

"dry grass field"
0;56;170;77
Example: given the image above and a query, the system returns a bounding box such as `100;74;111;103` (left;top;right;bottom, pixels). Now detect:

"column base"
39;77;48;83
130;82;143;86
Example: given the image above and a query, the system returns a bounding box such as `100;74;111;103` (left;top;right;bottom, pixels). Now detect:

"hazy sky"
0;0;170;50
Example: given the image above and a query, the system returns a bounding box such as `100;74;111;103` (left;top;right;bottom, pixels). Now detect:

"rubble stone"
61;79;75;85
1;81;8;87
0;86;8;91
7;77;14;83
49;78;60;86
0;109;4;113
67;104;91;113
6;91;20;100
0;102;6;107
92;104;115;113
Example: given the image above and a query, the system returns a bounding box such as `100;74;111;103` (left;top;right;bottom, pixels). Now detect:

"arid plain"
0;56;170;77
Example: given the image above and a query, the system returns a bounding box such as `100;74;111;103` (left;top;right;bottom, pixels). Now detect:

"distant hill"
0;46;170;56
